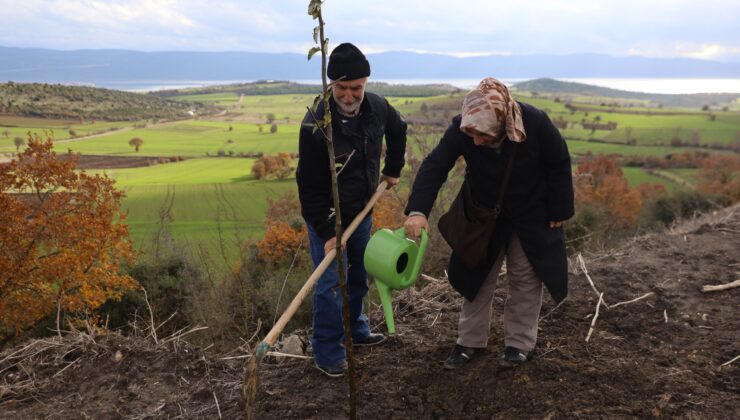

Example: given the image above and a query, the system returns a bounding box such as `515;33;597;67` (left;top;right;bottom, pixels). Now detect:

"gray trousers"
456;234;543;351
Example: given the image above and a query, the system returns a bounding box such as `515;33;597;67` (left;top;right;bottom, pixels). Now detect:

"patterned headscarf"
460;77;526;148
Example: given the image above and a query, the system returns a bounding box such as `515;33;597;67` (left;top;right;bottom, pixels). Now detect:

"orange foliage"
636;183;667;201
257;221;307;265
574;155;643;229
252;153;293;180
697;155;740;204
372;192;407;233
0;134;137;335
256;191;307;265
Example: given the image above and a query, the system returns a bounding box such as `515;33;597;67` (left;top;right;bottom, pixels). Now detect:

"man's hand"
549;220;564;228
324;236;337;255
404;214;430;239
380;175;400;189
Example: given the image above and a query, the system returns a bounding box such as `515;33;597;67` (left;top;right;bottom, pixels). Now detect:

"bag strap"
492;143;518;217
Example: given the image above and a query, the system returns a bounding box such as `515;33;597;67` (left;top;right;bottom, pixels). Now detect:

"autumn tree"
270;123;278;134
265;113;276;124
13;136;24;152
0;133;137;337
128;137;144;152
697;155;740;204
251;161;266;180
255;191;307;265
574;154;643;230
275;152;293;179
372;193;407;232
251;154;293;180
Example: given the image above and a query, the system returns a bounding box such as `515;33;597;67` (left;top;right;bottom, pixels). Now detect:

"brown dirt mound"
62;154;185;169
2;205;739;419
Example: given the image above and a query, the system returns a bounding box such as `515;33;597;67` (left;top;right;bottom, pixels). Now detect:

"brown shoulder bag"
437;144;517;269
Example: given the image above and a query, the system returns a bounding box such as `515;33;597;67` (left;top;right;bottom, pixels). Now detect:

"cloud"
629;43;740;61
0;0;737;60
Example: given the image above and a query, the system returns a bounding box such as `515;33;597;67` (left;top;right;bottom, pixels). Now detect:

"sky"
1;0;739;62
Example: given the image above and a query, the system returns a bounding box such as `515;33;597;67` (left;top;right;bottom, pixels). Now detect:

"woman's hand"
404;214;430;239
549;220;564;228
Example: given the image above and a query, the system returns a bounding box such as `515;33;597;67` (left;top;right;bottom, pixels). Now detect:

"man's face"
332;77;367;116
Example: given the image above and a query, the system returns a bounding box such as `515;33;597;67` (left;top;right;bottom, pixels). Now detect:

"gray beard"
336;100;361;116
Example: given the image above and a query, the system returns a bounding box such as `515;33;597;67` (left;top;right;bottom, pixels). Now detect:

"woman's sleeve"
539;113;575;221
405;121;464;217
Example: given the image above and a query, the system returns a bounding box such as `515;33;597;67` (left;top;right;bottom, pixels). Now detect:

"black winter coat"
297;92;407;241
405;102;574;303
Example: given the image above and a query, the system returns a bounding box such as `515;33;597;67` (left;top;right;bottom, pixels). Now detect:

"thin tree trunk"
318;11;358;419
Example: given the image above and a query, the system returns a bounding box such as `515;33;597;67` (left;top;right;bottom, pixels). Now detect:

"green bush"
643;191;714;226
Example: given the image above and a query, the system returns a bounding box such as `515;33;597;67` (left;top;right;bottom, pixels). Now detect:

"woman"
404;77;574;369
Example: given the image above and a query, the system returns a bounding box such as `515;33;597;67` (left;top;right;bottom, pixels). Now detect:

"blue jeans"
307;215;372;367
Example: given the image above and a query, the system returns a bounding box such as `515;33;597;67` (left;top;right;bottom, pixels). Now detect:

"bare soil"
53;154;186;169
2;205;739;419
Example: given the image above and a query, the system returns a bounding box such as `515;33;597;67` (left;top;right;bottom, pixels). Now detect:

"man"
296;42;407;377
404;77;574;369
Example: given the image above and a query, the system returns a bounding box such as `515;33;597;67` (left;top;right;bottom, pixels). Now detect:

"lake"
119;78;740;95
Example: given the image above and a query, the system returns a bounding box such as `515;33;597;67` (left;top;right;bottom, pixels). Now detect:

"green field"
621;167;687;193
0;115;145;144
4;87;738;260
564;139;708;157
103;158;296;259
100;157;257;186
18;120;301;157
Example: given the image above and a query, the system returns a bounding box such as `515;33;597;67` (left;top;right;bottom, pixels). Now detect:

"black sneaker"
353;333;387;347
444;344;479;370
500;346;528;367
315;360;348;378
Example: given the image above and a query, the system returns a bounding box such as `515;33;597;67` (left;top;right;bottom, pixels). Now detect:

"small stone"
114;350;123;362
278;335;304;356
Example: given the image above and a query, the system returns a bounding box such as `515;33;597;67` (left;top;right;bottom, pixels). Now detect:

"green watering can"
364;227;428;335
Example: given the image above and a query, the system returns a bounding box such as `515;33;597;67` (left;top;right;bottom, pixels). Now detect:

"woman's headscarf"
459;77;526;148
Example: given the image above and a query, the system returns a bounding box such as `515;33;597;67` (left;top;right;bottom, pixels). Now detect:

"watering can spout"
364;228;428;335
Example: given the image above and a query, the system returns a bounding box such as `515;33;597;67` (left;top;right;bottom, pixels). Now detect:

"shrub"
643;191;714;226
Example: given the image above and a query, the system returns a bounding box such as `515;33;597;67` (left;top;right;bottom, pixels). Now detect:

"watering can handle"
408;228;428;282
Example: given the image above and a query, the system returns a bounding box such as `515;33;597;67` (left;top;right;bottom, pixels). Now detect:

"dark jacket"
405;102;574;303
297;92;407;241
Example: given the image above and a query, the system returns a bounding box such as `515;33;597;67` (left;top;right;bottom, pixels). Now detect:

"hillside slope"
0;82;216;121
513;78;740;108
1;205;738;418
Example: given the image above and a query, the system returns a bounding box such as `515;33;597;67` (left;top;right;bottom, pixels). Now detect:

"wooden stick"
610;292;654;308
701;279;740;293
577;253;610;308
664;310;668;323
141;286;158;344
421;273;443;283
213;391;222;419
222;352;313;361
160;326;208;344
539;297;567;322
719;355;739;367
586;292;604;342
261;181;387;347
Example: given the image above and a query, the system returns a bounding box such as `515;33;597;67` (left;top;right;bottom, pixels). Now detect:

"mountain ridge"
1;46;739;87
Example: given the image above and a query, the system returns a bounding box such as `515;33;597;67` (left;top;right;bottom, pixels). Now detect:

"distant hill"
513;78;740;107
151;80;462;98
1;46;739;88
0;82;216;121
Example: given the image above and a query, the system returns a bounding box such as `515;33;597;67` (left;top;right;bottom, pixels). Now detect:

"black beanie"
327;43;371;81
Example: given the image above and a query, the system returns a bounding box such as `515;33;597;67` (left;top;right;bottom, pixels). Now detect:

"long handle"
262;180;388;346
